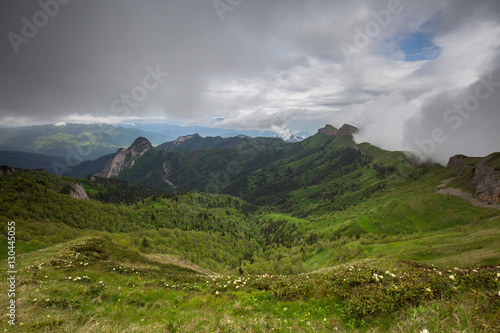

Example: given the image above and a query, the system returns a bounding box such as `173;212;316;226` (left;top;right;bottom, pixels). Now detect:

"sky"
0;0;499;164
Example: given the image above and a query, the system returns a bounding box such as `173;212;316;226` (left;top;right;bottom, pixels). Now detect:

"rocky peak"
337;124;359;137
318;124;358;137
96;137;153;178
68;182;90;201
129;137;153;153
318;126;337;136
172;133;200;146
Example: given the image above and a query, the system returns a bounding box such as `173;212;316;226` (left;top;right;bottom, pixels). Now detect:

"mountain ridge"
93;124;421;215
317;123;358;137
96;137;153;178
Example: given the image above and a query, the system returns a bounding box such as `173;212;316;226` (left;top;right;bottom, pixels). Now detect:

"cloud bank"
0;0;499;163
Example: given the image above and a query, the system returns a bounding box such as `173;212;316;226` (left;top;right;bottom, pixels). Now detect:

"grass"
1;237;499;332
362;218;500;267
260;214;308;227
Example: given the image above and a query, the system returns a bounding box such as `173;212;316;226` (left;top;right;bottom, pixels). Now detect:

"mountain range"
1;122;499;331
3;122;499;209
0;123;309;174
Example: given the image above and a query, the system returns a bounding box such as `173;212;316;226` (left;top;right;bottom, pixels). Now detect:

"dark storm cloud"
0;0;499;163
0;0;371;122
0;1;230;119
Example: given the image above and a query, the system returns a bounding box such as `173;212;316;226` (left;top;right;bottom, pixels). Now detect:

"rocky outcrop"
173;134;199;145
447;153;500;204
162;162;176;188
96;137;153;178
318;126;337;136
446;154;469;169
468;154;500;203
68;182;90;201
163;134;200;151
318;124;358;137
337;124;359;137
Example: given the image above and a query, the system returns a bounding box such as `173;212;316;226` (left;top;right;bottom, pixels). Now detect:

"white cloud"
61;113;168;125
334;91;420;151
0;116;35;127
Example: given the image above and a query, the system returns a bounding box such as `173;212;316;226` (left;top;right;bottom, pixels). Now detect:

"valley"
1;125;499;332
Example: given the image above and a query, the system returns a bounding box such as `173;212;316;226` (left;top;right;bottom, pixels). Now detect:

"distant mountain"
95;133;292;191
65;154;113;178
121;123;312;142
94;124;424;215
0;149;113;177
0;123;171;160
0;150;66;173
156;133;288;152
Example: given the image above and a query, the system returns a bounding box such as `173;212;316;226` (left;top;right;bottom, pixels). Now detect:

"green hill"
1;125;500;331
0;237;498;332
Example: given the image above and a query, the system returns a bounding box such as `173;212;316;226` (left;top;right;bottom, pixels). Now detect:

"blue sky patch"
398;32;441;62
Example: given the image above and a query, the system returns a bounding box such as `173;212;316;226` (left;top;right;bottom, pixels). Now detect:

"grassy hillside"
2;131;500;331
118;139;289;191
0;238;498;332
0;170;260;273
156;134;288;152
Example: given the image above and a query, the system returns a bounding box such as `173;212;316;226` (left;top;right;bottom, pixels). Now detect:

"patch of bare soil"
437;179;500;210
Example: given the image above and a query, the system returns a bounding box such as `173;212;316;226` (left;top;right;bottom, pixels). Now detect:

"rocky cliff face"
68;182;90;200
317;126;337;136
318;124;358;137
165;134;200;151
96;137;153;178
337;124;359;137
446;154;469;169
447;153;500;204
